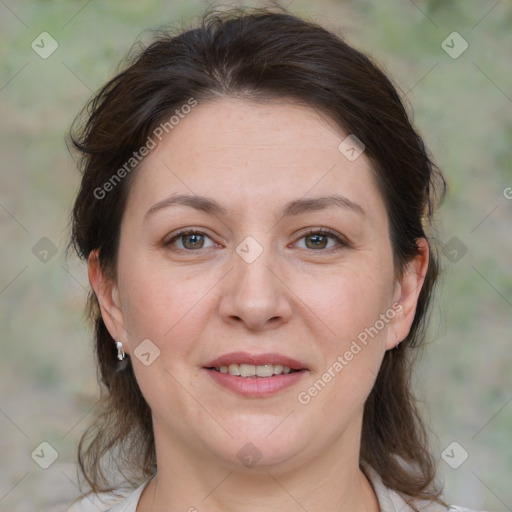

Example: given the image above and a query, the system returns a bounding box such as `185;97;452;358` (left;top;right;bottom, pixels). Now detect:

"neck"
138;416;379;512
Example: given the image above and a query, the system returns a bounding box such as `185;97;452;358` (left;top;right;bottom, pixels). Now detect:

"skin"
89;98;428;512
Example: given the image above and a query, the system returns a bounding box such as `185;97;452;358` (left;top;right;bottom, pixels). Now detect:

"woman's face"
90;98;426;472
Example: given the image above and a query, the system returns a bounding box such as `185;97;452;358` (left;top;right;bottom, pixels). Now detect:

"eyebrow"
144;193;365;221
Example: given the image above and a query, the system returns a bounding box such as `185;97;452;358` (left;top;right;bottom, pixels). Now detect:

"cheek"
117;260;212;356
295;261;394;405
303;261;395;344
116;267;212;415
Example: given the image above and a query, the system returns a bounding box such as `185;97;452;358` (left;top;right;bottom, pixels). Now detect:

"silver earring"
116;340;125;360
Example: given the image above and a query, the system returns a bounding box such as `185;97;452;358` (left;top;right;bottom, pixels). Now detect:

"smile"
203;352;308;396
212;363;298;377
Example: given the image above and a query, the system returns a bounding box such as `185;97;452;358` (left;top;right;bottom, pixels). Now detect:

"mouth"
206;363;302;378
202;352;308;397
203;352;307;375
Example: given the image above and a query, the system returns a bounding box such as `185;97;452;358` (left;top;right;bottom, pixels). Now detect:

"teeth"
228;364;240;376
255;364;274;378
214;363;297;377
239;364;256;377
273;364;284;375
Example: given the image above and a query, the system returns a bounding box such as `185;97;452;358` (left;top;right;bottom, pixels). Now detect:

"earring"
116;340;125;360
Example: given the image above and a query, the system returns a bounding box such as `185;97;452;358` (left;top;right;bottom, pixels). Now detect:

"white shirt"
66;463;483;512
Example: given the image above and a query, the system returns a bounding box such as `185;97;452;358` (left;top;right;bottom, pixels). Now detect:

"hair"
68;5;446;509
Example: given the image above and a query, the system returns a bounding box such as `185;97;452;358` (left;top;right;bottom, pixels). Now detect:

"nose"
218;243;293;331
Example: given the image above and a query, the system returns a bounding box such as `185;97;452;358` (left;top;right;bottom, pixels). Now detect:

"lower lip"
203;368;307;397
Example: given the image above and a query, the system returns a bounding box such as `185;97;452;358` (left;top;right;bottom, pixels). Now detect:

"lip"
203;352;307;371
202;352;308;398
203;367;307;398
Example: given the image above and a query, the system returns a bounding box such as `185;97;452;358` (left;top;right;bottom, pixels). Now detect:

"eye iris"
183;233;204;249
174;231;335;251
306;233;328;249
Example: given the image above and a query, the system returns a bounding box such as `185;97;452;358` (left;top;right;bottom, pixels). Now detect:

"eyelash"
164;228;347;253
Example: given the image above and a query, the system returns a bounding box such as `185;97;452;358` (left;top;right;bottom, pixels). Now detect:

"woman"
66;7;481;512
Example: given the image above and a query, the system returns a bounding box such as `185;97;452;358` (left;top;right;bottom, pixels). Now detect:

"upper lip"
204;352;307;371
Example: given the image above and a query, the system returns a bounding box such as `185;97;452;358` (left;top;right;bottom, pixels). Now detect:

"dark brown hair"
69;6;446;509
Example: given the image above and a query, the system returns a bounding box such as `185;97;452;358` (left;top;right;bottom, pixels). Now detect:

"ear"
88;250;129;354
385;238;430;350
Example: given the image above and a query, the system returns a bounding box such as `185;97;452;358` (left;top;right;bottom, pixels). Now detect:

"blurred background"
0;1;510;510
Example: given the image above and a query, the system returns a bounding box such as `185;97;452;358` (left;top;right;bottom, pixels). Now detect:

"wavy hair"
68;6;446;509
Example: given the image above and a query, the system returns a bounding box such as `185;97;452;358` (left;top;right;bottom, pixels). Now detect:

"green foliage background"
0;1;510;510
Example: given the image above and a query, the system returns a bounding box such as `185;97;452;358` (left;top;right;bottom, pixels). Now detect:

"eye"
164;228;347;253
164;229;216;251
294;228;346;251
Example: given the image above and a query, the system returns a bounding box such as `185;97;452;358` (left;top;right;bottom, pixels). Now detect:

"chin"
203;427;306;471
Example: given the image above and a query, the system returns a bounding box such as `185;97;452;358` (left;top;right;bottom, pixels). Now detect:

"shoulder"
65;481;149;512
361;461;487;512
65;490;127;512
446;508;490;512
65;492;123;511
388;486;488;512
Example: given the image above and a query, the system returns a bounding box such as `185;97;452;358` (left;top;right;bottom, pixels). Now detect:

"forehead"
126;98;386;223
145;97;351;168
